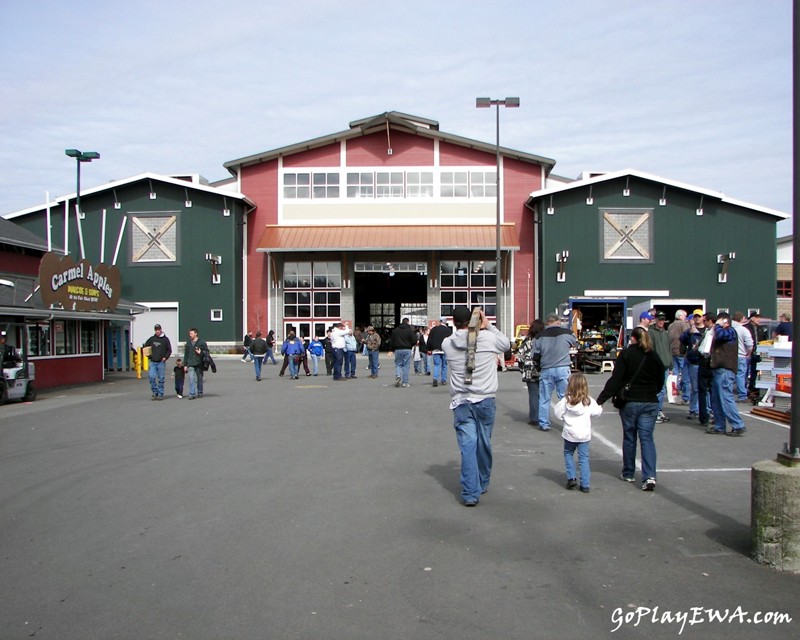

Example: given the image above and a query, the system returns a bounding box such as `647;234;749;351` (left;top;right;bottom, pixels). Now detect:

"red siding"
439;141;495;166
0;253;42;276
33;355;104;389
240;160;279;332
503;157;543;327
284;145;341;168
346;131;434;166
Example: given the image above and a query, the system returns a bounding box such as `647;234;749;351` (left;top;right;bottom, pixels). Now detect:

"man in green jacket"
650;312;672;423
183;327;208;399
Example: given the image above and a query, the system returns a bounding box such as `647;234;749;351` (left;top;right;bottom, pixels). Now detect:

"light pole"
65;149;100;216
476;97;519;332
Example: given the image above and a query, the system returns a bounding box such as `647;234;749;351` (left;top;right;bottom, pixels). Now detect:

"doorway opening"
354;271;427;347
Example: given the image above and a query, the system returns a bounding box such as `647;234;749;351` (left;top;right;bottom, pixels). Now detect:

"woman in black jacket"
597;327;667;491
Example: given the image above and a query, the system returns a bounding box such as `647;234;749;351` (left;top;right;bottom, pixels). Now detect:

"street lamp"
65;148;100;216
476;97;519;332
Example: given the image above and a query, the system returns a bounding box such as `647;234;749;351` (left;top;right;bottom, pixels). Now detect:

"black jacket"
597;345;666;406
391;323;416;350
426;324;452;351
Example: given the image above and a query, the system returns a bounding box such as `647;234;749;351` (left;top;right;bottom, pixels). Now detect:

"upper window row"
283;170;497;200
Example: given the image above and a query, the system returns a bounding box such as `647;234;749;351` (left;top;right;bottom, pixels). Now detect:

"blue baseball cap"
639;311;654;321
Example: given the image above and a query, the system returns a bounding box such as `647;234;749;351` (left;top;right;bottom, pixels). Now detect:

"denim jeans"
148;360;166;397
452;399;496;503
265;348;277;365
735;357;748;400
711;368;745;431
526;380;539;423
563;438;590;487
433;353;448;383
345;351;357;377
656;368;669;412
333;348;345;380
619;401;658;481
394;349;412;384
672;355;688;401
686;363;699;413
368;350;380;376
253;355;264;379
538;366;570;429
309;353;320;375
187;366;200;398
288;355;300;378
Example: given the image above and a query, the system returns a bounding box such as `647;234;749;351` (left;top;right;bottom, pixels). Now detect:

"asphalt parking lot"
0;356;797;640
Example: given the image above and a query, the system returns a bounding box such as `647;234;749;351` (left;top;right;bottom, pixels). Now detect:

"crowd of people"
140;305;787;505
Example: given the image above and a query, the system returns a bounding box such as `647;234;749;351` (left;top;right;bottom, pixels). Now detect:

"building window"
312;172;339;199
407;172;433;198
284;261;341;324
313;291;341;317
80;321;100;354
470;171;497;197
284;173;311;199
131;215;178;263
601;208;653;262
27;323;51;357
376;172;404;198
211;309;223;321
284;291;312;318
283;262;312;289
440;260;496;317
53;320;78;355
777;280;793;298
440;171;469;198
369;302;396;329
347;172;374;198
313;261;342;288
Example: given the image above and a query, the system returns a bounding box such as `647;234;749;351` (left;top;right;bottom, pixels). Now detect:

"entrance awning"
255;224;519;253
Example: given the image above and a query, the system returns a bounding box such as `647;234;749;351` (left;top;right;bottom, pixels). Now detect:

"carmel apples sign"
39;253;122;312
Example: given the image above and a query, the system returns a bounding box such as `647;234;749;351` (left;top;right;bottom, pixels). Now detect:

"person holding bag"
516;319;545;426
597;327;666;491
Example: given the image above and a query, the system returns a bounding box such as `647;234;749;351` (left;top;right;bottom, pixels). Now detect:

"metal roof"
255;224;520;253
224;112;555;174
527;168;788;219
3;172;255;220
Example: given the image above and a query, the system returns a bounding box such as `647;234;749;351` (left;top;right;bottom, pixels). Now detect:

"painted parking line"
592;430;750;474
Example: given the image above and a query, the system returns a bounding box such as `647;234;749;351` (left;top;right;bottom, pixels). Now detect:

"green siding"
13;179;245;344
537;176;777;317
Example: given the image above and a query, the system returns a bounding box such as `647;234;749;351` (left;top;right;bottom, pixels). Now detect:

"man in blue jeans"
534;315;577;430
442;306;510;506
391;317;416;387
143;324;172;400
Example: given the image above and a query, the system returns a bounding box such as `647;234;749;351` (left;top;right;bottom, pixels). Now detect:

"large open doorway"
354;271;427;346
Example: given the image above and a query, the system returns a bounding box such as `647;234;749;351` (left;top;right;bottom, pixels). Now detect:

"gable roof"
3;172;255;220
0;216;52;252
223;111;556;173
528;168;788;220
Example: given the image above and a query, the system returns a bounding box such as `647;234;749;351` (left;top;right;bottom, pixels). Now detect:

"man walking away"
391;318;416;387
534;315;577;431
427;318;453;387
442;306;511;506
250;331;268;381
143;324;172;400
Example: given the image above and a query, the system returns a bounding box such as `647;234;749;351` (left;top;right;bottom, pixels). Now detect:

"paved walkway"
0;356;797;639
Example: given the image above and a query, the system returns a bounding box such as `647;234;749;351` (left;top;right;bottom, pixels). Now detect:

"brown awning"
256;224;519;253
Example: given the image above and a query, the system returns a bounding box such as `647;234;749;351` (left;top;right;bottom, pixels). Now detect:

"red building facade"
224;112;554;340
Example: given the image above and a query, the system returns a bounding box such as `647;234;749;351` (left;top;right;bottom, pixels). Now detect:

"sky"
0;0;793;235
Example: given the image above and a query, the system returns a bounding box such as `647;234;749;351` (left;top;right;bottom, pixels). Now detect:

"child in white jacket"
554;372;602;493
